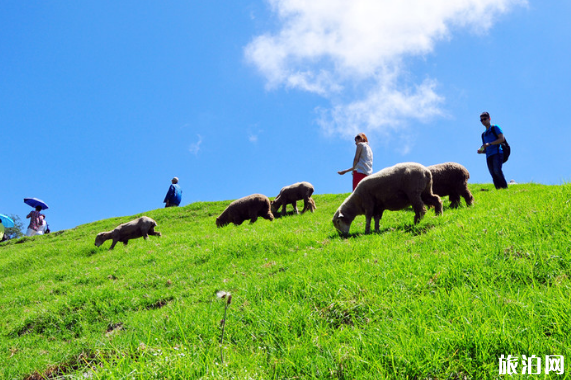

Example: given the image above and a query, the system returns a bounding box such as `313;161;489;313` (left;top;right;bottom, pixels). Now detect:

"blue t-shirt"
164;184;182;205
482;125;504;158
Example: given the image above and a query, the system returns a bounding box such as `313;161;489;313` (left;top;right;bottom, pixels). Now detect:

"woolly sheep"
427;162;474;208
332;162;443;234
271;181;316;216
216;194;274;227
95;216;161;250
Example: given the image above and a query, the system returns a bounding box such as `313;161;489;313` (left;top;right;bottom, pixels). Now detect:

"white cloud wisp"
189;135;203;155
245;0;526;140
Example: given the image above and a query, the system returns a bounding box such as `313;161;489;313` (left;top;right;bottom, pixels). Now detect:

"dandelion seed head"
216;290;230;299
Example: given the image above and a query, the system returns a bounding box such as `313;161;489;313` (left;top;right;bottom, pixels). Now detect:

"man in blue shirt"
164;177;182;207
477;112;508;189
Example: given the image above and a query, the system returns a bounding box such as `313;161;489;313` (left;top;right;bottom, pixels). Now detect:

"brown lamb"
271;181;316;216
216;194;274;227
427;162;474;208
332;162;443;234
95;216;161;250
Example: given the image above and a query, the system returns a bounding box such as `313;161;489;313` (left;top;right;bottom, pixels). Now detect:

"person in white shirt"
338;133;373;190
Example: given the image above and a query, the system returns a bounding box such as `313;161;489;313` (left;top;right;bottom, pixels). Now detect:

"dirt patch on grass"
145;297;174;310
24;351;99;380
105;322;124;336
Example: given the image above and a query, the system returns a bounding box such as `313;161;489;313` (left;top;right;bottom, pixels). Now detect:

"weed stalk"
217;291;232;364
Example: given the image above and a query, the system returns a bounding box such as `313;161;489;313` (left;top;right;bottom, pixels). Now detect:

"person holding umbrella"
24;198;49;237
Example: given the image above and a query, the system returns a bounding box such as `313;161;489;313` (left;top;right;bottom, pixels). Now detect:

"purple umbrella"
24;198;49;210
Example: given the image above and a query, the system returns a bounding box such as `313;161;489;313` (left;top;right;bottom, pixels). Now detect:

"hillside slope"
1;184;570;379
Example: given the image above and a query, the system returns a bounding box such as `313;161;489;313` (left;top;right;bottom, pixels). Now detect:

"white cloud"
189;135;202;155
247;125;263;144
246;0;526;139
318;76;444;140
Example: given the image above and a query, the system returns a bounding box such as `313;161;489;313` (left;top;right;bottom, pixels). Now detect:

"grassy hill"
1;183;571;379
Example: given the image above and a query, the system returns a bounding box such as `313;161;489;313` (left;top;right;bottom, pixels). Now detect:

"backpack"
481;126;510;163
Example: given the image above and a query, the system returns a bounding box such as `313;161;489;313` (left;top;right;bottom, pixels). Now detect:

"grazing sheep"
332;162;443;234
271;181;316;216
95;216;161;250
427;162;474;208
216;194;274;227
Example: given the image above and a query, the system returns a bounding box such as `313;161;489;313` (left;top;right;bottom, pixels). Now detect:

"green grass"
1;183;571;379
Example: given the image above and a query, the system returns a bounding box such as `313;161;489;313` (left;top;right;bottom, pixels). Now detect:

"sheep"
216;194;274;227
95;216;161;250
271;181;316;217
427;162;474;208
332;162;443;234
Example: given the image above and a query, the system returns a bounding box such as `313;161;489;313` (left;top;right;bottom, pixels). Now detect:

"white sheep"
332;162;443;234
427;162;474;208
271;181;316;216
216;194;274;227
95;216;161;250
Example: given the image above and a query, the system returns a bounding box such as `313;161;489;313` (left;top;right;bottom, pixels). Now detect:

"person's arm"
338;144;364;175
164;185;174;203
483;133;505;149
26;212;32;219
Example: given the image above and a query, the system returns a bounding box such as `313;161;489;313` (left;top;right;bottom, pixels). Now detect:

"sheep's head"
308;198;316;211
270;201;278;214
332;210;351;235
215;217;226;228
94;233;106;247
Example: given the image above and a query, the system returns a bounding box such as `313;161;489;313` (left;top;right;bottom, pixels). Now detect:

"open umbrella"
0;214;15;228
24;198;49;210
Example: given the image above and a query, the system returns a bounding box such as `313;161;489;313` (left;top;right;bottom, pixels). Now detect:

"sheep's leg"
292;202;299;214
301;198;309;213
364;212;373;234
449;193;461;209
249;216;258;224
410;194;427;225
374;210;384;232
109;240;118;250
280;203;287;216
123;240;128;246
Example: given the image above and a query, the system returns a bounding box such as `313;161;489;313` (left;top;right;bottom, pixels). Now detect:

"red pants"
352;171;368;190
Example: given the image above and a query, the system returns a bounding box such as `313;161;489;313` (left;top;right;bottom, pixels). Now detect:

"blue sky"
2;1;570;232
